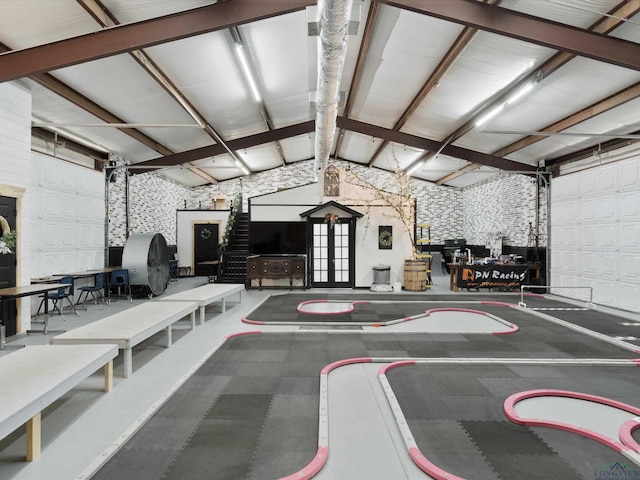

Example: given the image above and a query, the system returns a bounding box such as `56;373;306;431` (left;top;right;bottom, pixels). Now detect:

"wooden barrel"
404;259;427;291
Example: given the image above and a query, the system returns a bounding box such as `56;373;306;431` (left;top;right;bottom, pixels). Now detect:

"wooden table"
0;283;68;349
0;344;117;460
50;301;198;377
159;283;244;325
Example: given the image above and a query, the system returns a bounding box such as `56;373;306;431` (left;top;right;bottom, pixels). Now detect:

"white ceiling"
1;0;639;188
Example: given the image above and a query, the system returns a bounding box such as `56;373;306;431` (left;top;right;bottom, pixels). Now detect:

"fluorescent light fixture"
506;82;534;105
407;161;424;175
235;44;261;102
234;158;250;175
475;104;505;127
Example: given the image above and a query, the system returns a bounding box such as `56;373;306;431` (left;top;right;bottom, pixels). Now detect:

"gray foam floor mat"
92;296;640;480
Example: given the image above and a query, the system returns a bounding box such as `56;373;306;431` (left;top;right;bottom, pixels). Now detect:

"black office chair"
77;272;106;308
108;269;131;302
36;276;80;320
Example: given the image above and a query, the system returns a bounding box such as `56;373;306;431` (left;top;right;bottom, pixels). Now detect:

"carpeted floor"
92;295;640;480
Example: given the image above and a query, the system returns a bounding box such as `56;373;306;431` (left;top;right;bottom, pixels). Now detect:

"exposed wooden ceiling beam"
132;121;316;173
337;117;535;171
490;0;640;157
0;0;315;83
133;117;536;174
366;23;482;167
431;0;640;184
381;0;640;71
74;0;226;183
334;2;380;157
545;129;640;171
493;81;640;158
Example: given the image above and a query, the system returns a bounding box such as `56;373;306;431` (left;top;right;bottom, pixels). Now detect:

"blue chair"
36;276;80;319
108;269;131;302
76;272;106;308
168;260;178;282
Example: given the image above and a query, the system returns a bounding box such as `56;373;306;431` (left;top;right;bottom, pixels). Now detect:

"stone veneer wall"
461;173;548;248
108;172;191;245
109;160;544;249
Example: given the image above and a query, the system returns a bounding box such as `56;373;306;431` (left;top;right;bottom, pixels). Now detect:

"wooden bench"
50;301;197;378
158;283;244;325
0;344;117;461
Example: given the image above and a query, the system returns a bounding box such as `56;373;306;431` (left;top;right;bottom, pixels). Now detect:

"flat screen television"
249;221;307;255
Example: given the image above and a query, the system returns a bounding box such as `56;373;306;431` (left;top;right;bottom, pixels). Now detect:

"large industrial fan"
122;233;170;296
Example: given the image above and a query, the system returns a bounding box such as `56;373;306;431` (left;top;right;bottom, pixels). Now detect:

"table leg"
27;290;65;336
123;348;132;378
42;291;50;334
222;298;226;313
104;360;113;392
26;412;42;461
165;325;173;348
199;306;205;325
190;311;196;330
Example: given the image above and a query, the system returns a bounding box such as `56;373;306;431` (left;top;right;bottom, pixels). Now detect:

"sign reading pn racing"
457;264;530;289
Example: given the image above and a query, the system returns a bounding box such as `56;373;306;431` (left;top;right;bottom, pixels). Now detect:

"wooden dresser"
246;255;306;289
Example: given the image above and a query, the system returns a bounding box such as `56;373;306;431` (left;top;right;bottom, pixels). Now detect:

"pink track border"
504;389;640;454
423;307;519;334
378;360;466;480
279;357;373;480
296;299;371;315
619;418;640;452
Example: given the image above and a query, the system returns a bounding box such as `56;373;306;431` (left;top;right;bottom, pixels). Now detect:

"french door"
310;219;355;288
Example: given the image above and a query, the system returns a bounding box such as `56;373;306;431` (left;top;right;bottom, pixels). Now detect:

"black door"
309;218;355;288
0;196;17;336
194;223;219;277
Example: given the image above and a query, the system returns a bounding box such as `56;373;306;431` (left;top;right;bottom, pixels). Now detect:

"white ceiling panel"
280;134;316;163
240;12;315;127
144;31;266;140
103;0;217;23
0;0;93;49
2;0;637;188
339;132;387;165
369;142;425;171
350;6;464;127
27;79;161;161
501;0;626;28
403;29;555;140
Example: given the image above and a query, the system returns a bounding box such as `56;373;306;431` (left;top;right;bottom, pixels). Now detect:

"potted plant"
0;215;17;255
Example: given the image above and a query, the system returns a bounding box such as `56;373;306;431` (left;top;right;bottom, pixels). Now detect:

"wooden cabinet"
246;255;306;289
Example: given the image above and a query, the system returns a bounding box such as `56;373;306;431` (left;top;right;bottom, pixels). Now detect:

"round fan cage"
121;233;170;296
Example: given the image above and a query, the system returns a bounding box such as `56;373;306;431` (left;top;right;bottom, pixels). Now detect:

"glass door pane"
333;223;349;284
313;223;328;283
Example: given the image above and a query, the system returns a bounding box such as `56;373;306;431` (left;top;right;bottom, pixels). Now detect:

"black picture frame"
378;225;392;249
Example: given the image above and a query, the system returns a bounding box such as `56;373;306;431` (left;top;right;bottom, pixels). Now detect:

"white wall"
550;156;640;312
0;81;32;331
249;183;414;288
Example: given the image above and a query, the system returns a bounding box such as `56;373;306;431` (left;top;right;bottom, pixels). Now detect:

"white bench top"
50;301;197;349
0;344;118;440
159;283;244;305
